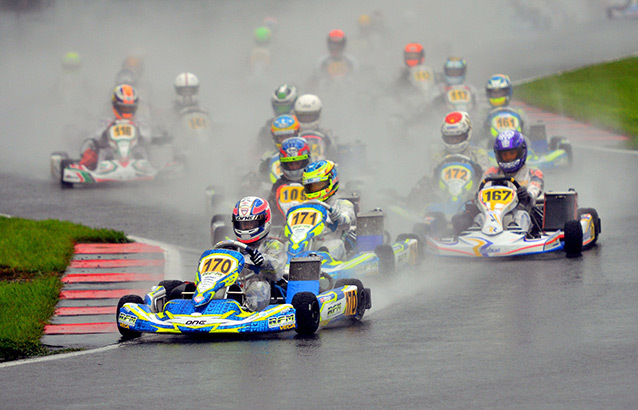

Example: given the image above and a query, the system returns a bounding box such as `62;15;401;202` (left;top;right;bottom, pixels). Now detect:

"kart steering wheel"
213;240;249;251
478;176;521;191
302;199;334;213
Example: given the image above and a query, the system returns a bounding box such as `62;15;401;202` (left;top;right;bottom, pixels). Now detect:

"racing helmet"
358;14;372;33
254;26;272;46
294;94;322;131
327;29;347;56
271;114;300;148
112;84;138;119
404;43;424;67
174;72;200;100
494;130;527;174
441;111;472;154
443;57;467;85
62;51;81;71
279;137;311;181
271;83;298;115
232;196;272;244
486;74;513;107
115;68;137;86
122;54;144;77
302;159;339;202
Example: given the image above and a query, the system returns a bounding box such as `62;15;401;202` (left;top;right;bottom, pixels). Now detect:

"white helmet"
441;111;472;154
294;94;322;131
174;72;200;97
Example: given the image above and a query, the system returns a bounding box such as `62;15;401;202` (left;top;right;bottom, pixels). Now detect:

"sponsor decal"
324;299;345;319
185;320;207;326
268;314;295;328
118;312;137;327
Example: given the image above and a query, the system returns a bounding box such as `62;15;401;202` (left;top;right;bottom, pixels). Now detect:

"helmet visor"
233;218;263;231
304;180;330;194
445;67;464;77
296;111;320;124
117;104;138;115
487;88;509;99
281;157;309;171
443;131;469;145
496;148;521;163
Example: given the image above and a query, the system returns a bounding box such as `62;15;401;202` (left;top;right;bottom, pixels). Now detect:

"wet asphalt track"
2;2;638;408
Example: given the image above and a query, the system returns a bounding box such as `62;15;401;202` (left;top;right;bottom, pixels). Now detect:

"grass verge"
0;216;128;361
515;56;638;149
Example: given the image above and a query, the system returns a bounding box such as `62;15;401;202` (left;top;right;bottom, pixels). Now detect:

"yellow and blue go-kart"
116;240;371;338
283;200;421;280
425;177;601;258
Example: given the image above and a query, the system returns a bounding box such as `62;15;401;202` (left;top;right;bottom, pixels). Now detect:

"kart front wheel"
563;220;583;257
292;292;320;335
334;279;369;321
578;207;601;248
116;294;144;339
59;159;75;189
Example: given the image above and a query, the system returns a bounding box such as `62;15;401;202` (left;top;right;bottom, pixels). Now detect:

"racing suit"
407;147;490;206
240;237;287;312
268;176;305;226
79;118;150;170
316;196;357;261
473;164;544;234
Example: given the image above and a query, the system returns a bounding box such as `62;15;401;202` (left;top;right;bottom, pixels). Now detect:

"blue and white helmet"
443;57;467;85
494;130;527;174
486;74;512;107
232;197;272;244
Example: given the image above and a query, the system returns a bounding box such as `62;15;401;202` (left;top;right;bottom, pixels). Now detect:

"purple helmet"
494;130;527;174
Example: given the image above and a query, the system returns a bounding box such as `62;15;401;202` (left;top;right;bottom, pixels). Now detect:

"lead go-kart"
424;177;601;258
50;119;184;188
211;200;421;281
116;240;371;337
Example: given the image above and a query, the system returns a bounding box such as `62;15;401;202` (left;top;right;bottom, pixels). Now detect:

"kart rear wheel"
578;207;601;248
375;244;396;276
116;294;144;339
59;159;75;189
292;292;320;335
334;279;369;321
563;220;583;257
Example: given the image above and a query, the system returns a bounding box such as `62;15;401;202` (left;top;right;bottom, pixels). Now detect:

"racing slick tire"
116;294;144;339
396;233;423;264
292;292;320;335
375;244;396;276
59;159;75;189
563;220;583;257
578;207;601;248
334;279;370;321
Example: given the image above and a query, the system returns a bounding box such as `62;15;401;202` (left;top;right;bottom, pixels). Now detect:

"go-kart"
410;154;482;238
116;240;372;338
50;119;183;188
424;177;601;258
283;200;420;279
175;105;213;148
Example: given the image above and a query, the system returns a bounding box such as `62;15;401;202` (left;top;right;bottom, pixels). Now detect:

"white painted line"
0;343;123;368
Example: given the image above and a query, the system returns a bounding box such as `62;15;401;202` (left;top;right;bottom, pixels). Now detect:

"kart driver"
231;196;287;312
256;83;298;153
172;72;203;114
483;74;529;138
408;111;490;204
452;130;544;235
268;137;311;225
302;159;356;260
79;84;149;170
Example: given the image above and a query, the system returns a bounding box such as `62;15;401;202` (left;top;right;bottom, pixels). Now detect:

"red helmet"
404;43;424;67
327;29;346;56
112;84;138;119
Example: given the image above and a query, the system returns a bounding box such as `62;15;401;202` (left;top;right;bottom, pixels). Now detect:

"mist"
0;0;632;305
